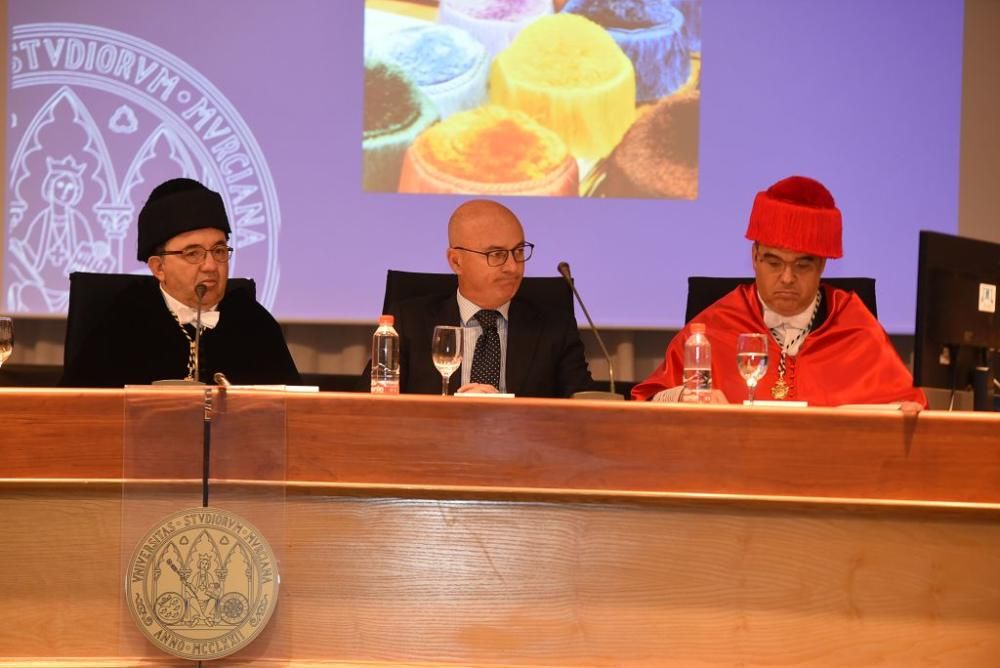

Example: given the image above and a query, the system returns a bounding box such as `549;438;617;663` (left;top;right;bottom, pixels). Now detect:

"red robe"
632;284;928;407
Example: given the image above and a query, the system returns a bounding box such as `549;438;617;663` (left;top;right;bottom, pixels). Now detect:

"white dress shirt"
160;287;220;329
758;289;819;356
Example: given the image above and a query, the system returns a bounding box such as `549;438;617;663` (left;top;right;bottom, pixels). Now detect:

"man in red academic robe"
632;176;928;408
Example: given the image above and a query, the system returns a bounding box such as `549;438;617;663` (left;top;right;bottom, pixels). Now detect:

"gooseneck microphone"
194;283;207;383
558;261;622;401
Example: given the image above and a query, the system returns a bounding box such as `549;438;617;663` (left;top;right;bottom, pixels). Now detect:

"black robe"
60;281;300;387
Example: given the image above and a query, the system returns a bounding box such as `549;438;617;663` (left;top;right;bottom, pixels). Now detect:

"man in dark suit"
379;199;593;397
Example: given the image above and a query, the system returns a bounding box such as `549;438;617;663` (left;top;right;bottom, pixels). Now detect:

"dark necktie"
470;309;501;390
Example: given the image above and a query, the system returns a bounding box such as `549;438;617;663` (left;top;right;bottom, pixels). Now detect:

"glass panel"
120;386;286;665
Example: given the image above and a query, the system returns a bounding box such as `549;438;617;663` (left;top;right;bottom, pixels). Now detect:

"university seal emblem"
125;507;280;661
6;23;280;313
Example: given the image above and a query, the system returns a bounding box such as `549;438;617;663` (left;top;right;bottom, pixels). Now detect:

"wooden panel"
3;390;1000;504
1;390;122;477
2;390;1000;665
0;488;121;659
285;394;1000;503
2;484;1000;666
286;496;1000;666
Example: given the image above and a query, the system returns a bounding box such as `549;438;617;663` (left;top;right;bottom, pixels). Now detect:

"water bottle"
681;323;712;403
370;314;400;394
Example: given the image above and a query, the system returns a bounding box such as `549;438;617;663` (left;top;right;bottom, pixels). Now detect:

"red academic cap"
745;176;843;258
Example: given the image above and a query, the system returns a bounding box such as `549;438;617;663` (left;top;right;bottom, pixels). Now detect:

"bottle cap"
690;323;706;334
378;314;395;326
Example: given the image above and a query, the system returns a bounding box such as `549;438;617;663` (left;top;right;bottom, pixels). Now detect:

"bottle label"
371;381;399;395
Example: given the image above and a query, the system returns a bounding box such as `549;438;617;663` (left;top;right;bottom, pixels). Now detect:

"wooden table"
2;389;999;666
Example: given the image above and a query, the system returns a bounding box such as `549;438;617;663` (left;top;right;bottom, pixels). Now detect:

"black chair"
684;276;878;323
63;272;256;373
381;270;573;314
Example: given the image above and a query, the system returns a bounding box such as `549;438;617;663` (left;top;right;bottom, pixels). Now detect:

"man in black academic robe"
60;178;299;387
61;278;299;387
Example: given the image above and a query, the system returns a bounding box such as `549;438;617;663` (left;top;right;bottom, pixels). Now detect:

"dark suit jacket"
364;292;594;398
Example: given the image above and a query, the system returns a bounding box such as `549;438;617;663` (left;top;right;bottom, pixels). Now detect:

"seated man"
632;176;927;407
367;198;593;397
60;178;300;387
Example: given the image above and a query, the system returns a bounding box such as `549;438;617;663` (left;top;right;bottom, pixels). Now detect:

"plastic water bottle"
370;314;400;394
681;323;712;403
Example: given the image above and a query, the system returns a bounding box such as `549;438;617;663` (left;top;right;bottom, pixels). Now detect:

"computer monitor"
913;231;999;404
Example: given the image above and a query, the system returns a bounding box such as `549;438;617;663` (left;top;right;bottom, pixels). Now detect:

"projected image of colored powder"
363;59;438;192
594;90;699;199
446;0;549;21
364;61;420;137
491;13;636;161
562;0;692;102
439;0;554;57
376;24;489;119
673;0;702;52
561;0;675;29
399;105;579;196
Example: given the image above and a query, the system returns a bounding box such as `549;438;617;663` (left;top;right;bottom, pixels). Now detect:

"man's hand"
457;383;500;394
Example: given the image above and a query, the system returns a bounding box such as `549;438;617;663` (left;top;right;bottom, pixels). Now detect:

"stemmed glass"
736;333;768;406
431;326;463;396
0;318;12;370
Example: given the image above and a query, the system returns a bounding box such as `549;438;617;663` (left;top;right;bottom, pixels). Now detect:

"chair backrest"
63;272;256;369
684;276;877;323
381;270;574;314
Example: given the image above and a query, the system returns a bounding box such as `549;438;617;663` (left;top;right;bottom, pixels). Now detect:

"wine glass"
0;317;12;370
736;333;768;406
431;325;463;396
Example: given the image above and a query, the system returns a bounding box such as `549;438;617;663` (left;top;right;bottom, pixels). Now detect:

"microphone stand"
201;382;232;509
558;262;624;401
153;283;209;387
193;283;212;507
194;283;206;384
202;383;213;507
149;284;216;508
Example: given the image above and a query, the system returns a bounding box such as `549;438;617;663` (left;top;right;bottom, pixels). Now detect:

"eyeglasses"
756;252;820;276
451;242;534;267
160;245;234;264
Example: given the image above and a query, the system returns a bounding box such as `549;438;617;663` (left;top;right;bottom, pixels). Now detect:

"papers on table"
131;383;319;392
453;392;516;399
833;403;903;411
742;399;808;408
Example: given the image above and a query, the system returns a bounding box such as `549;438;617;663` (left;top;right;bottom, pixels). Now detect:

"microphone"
213;372;231;387
194;283;207;383
558;261;622;401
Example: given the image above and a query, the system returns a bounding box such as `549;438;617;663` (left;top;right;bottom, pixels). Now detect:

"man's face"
752;243;826;316
148;228;229;309
447;206;526;309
